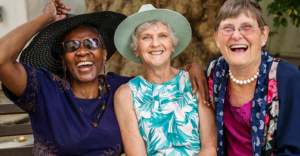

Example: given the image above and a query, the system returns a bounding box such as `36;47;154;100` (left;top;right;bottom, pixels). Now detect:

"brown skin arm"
114;84;148;155
179;63;209;106
196;91;217;156
0;0;70;97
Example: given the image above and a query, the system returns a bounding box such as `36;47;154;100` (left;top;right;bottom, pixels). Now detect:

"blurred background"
0;0;299;150
0;0;299;77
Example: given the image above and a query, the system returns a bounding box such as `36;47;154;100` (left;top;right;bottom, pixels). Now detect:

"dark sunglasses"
62;38;101;52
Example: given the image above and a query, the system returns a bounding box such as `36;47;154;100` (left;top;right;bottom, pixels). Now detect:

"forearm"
121;129;147;156
197;111;217;156
197;91;217;156
0;13;54;64
197;145;217;156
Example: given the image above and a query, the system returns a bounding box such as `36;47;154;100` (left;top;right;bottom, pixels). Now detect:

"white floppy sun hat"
114;4;192;64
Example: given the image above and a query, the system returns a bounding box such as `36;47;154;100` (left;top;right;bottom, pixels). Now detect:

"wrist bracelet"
184;64;188;71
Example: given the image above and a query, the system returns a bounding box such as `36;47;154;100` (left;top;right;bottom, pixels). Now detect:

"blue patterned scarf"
207;51;276;156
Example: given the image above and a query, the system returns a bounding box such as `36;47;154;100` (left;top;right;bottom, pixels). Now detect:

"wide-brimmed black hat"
19;11;127;75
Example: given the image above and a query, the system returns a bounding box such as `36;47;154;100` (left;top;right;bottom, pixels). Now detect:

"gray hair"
215;0;268;33
130;20;179;52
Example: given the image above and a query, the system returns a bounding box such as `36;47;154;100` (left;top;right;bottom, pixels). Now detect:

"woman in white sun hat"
114;4;217;156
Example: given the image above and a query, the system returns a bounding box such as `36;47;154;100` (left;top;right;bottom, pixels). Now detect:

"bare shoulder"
115;84;132;98
114;84;133;107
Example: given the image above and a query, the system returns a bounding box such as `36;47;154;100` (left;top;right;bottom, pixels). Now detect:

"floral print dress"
127;70;201;156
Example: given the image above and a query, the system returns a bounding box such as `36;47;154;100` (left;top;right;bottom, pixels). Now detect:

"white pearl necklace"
229;69;259;85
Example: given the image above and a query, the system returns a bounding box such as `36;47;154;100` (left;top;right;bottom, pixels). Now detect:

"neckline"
70;75;108;99
226;81;252;127
75;96;100;103
138;70;183;85
226;80;253;108
72;77;107;128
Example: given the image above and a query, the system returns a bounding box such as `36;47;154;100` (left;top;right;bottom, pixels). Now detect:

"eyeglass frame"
61;37;103;52
217;24;262;36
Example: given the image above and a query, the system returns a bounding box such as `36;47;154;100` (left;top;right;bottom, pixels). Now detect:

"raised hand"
43;0;71;22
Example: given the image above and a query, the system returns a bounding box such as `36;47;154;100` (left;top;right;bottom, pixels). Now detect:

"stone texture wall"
85;0;225;76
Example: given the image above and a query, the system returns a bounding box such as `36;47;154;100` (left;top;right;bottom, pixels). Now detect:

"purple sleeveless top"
223;81;253;156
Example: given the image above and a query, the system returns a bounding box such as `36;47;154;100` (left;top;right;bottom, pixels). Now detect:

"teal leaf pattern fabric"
127;70;201;156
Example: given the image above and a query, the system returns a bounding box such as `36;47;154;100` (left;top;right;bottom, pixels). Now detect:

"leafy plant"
256;0;300;37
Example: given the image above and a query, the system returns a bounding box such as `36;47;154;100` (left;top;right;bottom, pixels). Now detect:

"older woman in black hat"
0;0;209;155
0;0;129;155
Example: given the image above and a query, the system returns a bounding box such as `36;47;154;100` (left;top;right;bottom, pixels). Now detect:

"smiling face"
215;13;269;68
61;27;107;84
135;24;174;69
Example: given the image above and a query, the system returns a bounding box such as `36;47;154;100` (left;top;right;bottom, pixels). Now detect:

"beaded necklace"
229;69;259;85
73;78;107;128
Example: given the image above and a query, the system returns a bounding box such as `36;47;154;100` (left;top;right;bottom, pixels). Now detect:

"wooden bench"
0;104;33;156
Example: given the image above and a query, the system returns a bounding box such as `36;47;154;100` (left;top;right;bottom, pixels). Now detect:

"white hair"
130;20;179;51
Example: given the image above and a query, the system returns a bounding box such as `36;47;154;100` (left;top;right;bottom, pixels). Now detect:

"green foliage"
255;0;300;37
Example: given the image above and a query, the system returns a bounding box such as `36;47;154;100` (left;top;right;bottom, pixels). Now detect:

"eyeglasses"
62;38;101;52
218;24;258;36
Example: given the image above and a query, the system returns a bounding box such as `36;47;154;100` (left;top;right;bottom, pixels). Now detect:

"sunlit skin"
115;22;217;156
214;12;269;107
134;24;175;72
61;27;107;88
214;13;269;80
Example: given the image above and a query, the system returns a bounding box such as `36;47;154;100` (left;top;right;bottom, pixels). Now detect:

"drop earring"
104;61;106;74
63;66;67;79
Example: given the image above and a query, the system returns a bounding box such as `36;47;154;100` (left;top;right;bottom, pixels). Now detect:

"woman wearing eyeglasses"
207;0;300;155
0;0;208;155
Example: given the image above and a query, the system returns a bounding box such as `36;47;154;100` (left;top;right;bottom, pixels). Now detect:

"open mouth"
149;51;163;55
230;45;248;52
77;61;93;69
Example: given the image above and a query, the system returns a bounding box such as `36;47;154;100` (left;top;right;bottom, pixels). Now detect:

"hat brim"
20;11;126;75
114;9;192;64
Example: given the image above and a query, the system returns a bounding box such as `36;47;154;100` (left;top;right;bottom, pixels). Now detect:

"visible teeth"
230;45;248;49
150;51;163;55
77;61;93;67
